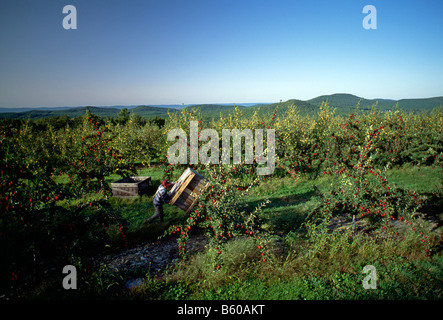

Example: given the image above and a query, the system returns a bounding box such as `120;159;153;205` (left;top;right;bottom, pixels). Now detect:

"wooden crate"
111;176;151;198
168;168;209;213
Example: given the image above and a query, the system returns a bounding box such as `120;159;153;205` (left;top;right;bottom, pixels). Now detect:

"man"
144;179;174;224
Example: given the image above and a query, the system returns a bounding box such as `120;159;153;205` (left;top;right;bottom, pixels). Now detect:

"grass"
17;164;442;299
126;233;443;300
192;256;443;300
111;165;442;299
385;165;442;193
55;164;442;238
131;167;443;300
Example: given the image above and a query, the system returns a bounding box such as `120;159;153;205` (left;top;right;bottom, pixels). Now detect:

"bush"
162;164;272;268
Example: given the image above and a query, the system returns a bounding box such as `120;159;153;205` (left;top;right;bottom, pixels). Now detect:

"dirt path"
89;235;208;288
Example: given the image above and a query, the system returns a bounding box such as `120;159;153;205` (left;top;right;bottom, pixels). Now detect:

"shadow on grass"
246;189;321;234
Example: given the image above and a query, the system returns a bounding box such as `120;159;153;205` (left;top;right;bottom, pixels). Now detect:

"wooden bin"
111;176;151;198
168;168;209;213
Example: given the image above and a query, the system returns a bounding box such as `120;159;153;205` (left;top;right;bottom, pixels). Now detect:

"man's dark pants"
146;205;164;223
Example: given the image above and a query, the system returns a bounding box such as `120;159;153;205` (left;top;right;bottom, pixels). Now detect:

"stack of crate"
111;176;151;198
168;168;209;213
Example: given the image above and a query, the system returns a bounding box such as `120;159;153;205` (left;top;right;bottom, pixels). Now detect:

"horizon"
1;92;443;111
2;92;443;112
1;0;443;109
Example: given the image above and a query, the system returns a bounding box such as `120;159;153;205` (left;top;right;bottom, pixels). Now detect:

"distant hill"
183;104;246;119
0;105;179;120
184;104;242;112
307;93;443;112
0;106;121;120
1;94;441;120
252;99;318;117
131;105;179;118
307;93;394;110
395;96;443;111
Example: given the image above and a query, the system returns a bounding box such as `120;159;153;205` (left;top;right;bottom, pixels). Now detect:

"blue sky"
0;0;442;108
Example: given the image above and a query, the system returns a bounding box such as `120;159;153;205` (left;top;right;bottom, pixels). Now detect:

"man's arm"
164;182;175;203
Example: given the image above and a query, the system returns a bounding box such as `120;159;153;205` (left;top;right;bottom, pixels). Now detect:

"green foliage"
162;164;271;267
116;108;130;125
275;104;442;257
109;118;163;167
60;113;136;197
0;110;138;291
0;101;442;299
